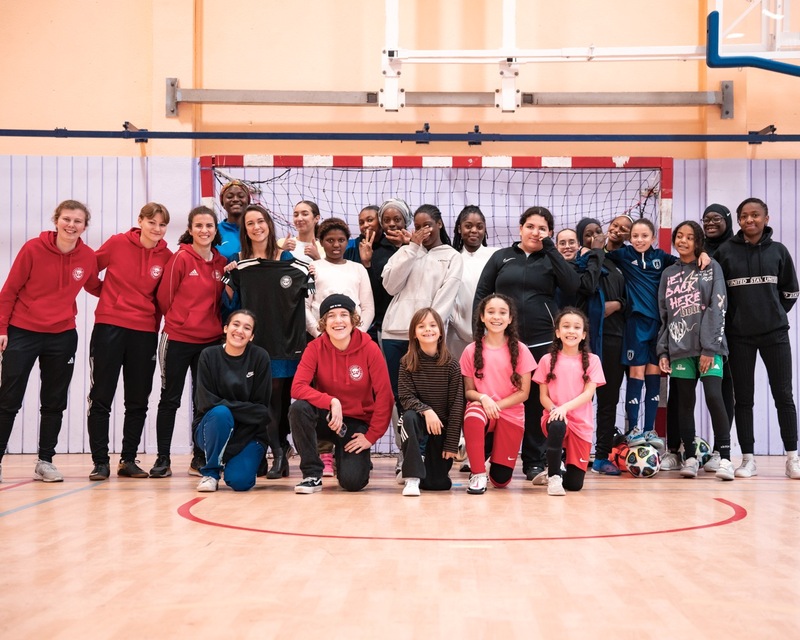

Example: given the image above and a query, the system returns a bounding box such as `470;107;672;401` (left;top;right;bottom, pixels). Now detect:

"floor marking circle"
178;497;747;541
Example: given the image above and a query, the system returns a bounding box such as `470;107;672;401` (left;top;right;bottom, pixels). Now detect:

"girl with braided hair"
447;205;498;359
459;294;537;494
532;307;605;496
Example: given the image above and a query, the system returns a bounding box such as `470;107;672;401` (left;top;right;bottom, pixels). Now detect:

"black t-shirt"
223;258;312;360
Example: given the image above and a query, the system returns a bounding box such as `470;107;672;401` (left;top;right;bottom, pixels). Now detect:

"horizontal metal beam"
388;45;708;63
387;45;800;64
168;78;733;117
1;128;794;143
404;92;496;107
523;91;721;106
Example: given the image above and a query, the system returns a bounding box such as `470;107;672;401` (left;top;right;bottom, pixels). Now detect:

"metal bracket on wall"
167;78;733;119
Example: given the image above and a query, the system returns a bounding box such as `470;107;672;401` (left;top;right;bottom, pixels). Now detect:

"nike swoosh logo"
507;456;515;461
580;458;588;463
503;257;515;263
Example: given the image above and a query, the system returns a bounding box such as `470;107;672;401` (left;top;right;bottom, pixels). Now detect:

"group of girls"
4;189;797;492
552;200;800;482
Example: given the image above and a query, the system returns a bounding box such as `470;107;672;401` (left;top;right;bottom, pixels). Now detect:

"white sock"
742;453;754;461
786;450;798;460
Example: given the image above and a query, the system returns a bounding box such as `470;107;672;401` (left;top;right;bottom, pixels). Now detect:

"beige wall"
2;0;799;159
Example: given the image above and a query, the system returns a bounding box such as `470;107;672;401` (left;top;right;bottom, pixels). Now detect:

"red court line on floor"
178;497;747;541
0;480;34;492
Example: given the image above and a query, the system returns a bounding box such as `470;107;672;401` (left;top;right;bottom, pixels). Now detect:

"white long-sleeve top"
447;244;499;354
305;259;375;337
380;242;463;341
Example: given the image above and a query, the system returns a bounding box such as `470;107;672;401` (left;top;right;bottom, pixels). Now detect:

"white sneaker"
396;471;405;485
467;473;487;494
786;457;800;479
716;458;735;481
531;469;549;486
680;457;699;478
703;451;721;472
402;477;421;496
33;459;64;482
197;476;219;492
660;452;682;471
735;457;757;478
547;474;566;496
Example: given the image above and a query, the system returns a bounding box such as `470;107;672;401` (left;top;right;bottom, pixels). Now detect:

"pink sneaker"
321;452;335;477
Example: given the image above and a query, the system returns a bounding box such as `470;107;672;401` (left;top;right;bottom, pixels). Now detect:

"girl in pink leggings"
460;294;537;494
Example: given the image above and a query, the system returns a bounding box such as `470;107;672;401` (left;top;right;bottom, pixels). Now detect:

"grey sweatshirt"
657;259;728;361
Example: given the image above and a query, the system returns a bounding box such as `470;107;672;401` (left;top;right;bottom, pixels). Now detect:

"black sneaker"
89;462;110;481
524;465;545;481
188;454;205;477
294;477;322;494
149;455;172;478
118;459;149;478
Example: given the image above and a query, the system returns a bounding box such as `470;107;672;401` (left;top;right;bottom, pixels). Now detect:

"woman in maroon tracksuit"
0;200;101;483
150;205;227;479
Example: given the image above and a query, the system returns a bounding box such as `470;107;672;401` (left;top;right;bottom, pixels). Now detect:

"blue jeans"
381;339;409;410
195;406;265;491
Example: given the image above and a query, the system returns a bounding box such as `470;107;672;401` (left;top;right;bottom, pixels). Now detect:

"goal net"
201;155;671;452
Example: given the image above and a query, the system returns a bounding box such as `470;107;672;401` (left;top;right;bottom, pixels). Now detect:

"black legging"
522;343;551;471
545;419;586;491
728;329;798;454
268;377;292;454
666;360;734;453
671;376;731;460
595;334;625;459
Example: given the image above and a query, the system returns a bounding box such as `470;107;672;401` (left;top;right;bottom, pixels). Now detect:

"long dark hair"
178;206;222;245
672;220;705;258
452;205;489;251
472;294;522;390
296;199;321;238
415;204;451;246
400;307;451;373
239;204;280;260
546;307;591;383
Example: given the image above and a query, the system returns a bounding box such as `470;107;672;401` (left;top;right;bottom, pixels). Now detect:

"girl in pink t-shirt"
460;294;537;494
532;307;606;496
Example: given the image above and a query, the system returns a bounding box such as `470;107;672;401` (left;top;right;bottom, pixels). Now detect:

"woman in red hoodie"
0;200;102;483
290;294;393;493
150;206;227;478
86;202;173;481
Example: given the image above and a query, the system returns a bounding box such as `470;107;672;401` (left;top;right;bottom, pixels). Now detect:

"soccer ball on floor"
693;437;712;465
609;443;630;472
626;444;661;478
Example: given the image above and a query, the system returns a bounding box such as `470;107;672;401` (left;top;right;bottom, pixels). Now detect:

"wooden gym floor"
1;453;798;639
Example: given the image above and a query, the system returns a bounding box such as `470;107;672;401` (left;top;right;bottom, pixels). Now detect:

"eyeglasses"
702;215;725;224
